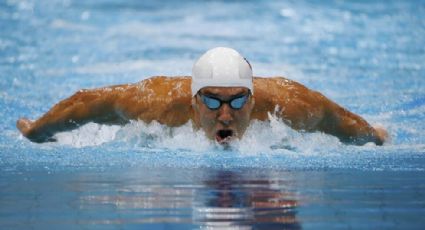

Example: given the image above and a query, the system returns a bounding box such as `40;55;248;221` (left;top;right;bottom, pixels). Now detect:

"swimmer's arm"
17;85;133;143
317;97;388;145
257;77;387;145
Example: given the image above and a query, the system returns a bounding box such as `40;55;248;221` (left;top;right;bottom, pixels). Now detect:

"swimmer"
17;47;388;145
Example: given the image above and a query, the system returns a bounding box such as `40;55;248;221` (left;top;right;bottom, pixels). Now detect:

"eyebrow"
202;91;247;99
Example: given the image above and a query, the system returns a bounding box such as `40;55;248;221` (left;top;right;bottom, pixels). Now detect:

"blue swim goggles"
198;91;251;110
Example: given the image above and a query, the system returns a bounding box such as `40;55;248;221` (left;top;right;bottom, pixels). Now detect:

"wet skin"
17;76;387;145
191;87;254;144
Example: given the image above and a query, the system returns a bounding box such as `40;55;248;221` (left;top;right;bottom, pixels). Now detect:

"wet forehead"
199;87;249;97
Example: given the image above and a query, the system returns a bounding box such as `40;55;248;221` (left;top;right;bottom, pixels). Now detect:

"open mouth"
215;129;234;144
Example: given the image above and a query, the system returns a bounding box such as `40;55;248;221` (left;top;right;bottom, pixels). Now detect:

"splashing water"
51;113;342;153
0;0;423;171
1;1;425;229
35;112;415;172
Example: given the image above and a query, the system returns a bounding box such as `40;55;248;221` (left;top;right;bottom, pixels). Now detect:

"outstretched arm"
253;77;388;145
317;98;388;145
17;76;193;143
17;84;132;143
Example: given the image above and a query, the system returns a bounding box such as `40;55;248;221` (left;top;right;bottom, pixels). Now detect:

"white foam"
232;114;343;155
54;123;121;147
115;121;213;152
53;113;347;156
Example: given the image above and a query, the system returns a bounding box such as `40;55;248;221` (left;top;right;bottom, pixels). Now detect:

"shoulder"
251;77;327;127
253;76;307;93
137;76;191;94
253;76;323;101
113;76;192;125
136;76;191;97
253;76;304;105
115;76;192;109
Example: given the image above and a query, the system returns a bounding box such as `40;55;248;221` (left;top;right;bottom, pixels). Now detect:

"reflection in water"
77;169;300;229
195;171;300;229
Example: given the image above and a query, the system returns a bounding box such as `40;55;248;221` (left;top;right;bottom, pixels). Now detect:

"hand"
373;125;389;145
17;118;33;137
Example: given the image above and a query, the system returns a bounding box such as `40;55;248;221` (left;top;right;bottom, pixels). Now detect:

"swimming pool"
1;0;424;229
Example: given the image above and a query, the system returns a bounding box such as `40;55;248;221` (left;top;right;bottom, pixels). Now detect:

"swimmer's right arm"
17;84;136;143
17;76;192;143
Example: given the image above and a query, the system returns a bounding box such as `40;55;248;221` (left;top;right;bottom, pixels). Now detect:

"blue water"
1;0;425;229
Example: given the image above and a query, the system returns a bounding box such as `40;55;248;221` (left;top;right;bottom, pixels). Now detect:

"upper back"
119;76;321;128
116;76;193;126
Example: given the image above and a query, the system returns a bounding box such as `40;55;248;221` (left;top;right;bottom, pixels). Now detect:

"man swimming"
17;47;388;145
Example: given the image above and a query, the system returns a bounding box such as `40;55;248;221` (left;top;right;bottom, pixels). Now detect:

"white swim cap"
191;47;253;96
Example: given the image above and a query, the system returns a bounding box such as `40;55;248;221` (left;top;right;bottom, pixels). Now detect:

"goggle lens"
202;96;221;110
200;93;249;110
230;96;247;109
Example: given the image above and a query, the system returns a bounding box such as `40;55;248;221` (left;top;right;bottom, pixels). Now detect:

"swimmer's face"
192;87;254;145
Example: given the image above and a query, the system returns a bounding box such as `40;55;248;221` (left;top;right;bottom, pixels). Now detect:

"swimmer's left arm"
317;95;388;145
254;77;388;145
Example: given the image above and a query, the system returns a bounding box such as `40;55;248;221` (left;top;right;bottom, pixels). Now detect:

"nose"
217;104;233;126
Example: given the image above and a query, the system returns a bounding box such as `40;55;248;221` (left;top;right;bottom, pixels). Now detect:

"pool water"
1;0;425;229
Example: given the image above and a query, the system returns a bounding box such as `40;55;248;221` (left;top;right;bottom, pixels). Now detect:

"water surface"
1;0;425;229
